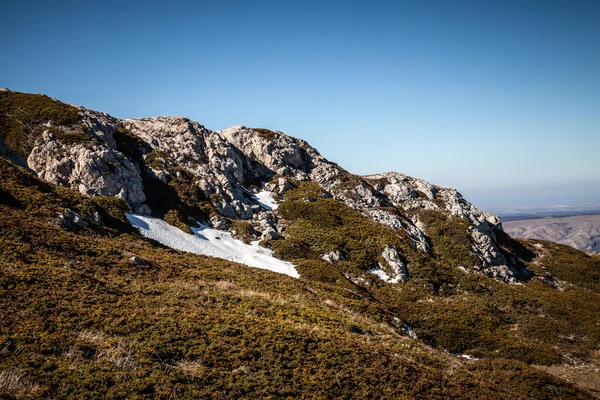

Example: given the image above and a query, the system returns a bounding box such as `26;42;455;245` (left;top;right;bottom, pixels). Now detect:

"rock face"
27;109;149;214
0;137;27;168
365;172;516;282
380;245;409;283
0;92;526;284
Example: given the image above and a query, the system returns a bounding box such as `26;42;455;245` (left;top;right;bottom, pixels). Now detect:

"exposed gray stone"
27;128;148;214
322;250;344;263
57;209;88;231
380;245;409;283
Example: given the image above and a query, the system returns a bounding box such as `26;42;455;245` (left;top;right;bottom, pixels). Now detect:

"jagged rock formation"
0;90;525;283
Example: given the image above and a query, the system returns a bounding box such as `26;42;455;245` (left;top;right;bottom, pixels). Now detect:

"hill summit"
3;89;523;283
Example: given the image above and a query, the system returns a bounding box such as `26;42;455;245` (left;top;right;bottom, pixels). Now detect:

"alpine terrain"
1;89;599;399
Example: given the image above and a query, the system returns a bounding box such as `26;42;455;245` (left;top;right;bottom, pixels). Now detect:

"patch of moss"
164;209;193;234
252;128;280;141
294;259;346;284
0;91;82;156
144;150;170;170
0;158;134;235
227;219;255;244
416;209;478;267
269;182;415;273
527;239;600;292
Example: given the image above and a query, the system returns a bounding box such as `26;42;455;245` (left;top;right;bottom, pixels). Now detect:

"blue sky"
1;0;599;211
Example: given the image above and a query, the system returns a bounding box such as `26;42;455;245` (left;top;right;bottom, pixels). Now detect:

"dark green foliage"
0;91;82;155
293;259;346;284
465;359;589;399
416;209;478;267
227;219;255;244
266;181;600;372
527;240;600;292
0;158;133;234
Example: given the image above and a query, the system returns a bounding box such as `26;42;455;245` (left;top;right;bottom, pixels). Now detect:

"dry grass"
176;360;207;379
78;330;138;371
538;350;600;398
0;369;42;399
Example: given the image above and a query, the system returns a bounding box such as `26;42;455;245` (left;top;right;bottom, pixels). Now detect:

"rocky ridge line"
5;91;523;283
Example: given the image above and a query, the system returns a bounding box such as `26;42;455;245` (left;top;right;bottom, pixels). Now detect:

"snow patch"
126;213;299;278
252;190;279;211
369;263;401;284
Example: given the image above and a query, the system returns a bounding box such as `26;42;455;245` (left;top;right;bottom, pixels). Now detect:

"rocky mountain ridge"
1;89;525;284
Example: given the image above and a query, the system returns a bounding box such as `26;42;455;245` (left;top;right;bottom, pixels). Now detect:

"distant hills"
504;213;600;253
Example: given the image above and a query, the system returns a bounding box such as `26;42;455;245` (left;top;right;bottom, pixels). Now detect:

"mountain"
504;214;600;253
1;89;599;398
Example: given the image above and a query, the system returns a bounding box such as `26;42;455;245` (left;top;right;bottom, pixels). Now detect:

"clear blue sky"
1;0;599;211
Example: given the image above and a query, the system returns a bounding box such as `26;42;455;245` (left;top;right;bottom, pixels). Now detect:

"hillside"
505;214;600;253
1;90;600;398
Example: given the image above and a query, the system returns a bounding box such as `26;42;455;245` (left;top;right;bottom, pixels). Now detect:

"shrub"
0;91;81;156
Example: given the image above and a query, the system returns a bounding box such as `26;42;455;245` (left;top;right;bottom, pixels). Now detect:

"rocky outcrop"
0;92;526;284
27;123;149;214
365;172;516;282
322;250;344;263
217;127;435;256
0;137;27;168
380;245;409;283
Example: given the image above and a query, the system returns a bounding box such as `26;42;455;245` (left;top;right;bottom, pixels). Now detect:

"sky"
1;0;599;211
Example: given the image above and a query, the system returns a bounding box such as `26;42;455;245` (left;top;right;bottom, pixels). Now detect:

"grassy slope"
266;182;600;368
0;161;594;399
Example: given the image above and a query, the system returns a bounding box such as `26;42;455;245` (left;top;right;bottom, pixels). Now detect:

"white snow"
252;190;279;211
125;213;299;278
369;263;400;284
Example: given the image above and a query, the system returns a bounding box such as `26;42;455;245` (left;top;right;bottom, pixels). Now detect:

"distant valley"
504;213;600;253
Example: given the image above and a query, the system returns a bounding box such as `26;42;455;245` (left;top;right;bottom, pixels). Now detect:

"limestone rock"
57;209;88;231
380;245;409;283
322;250;344;263
27;129;148;214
